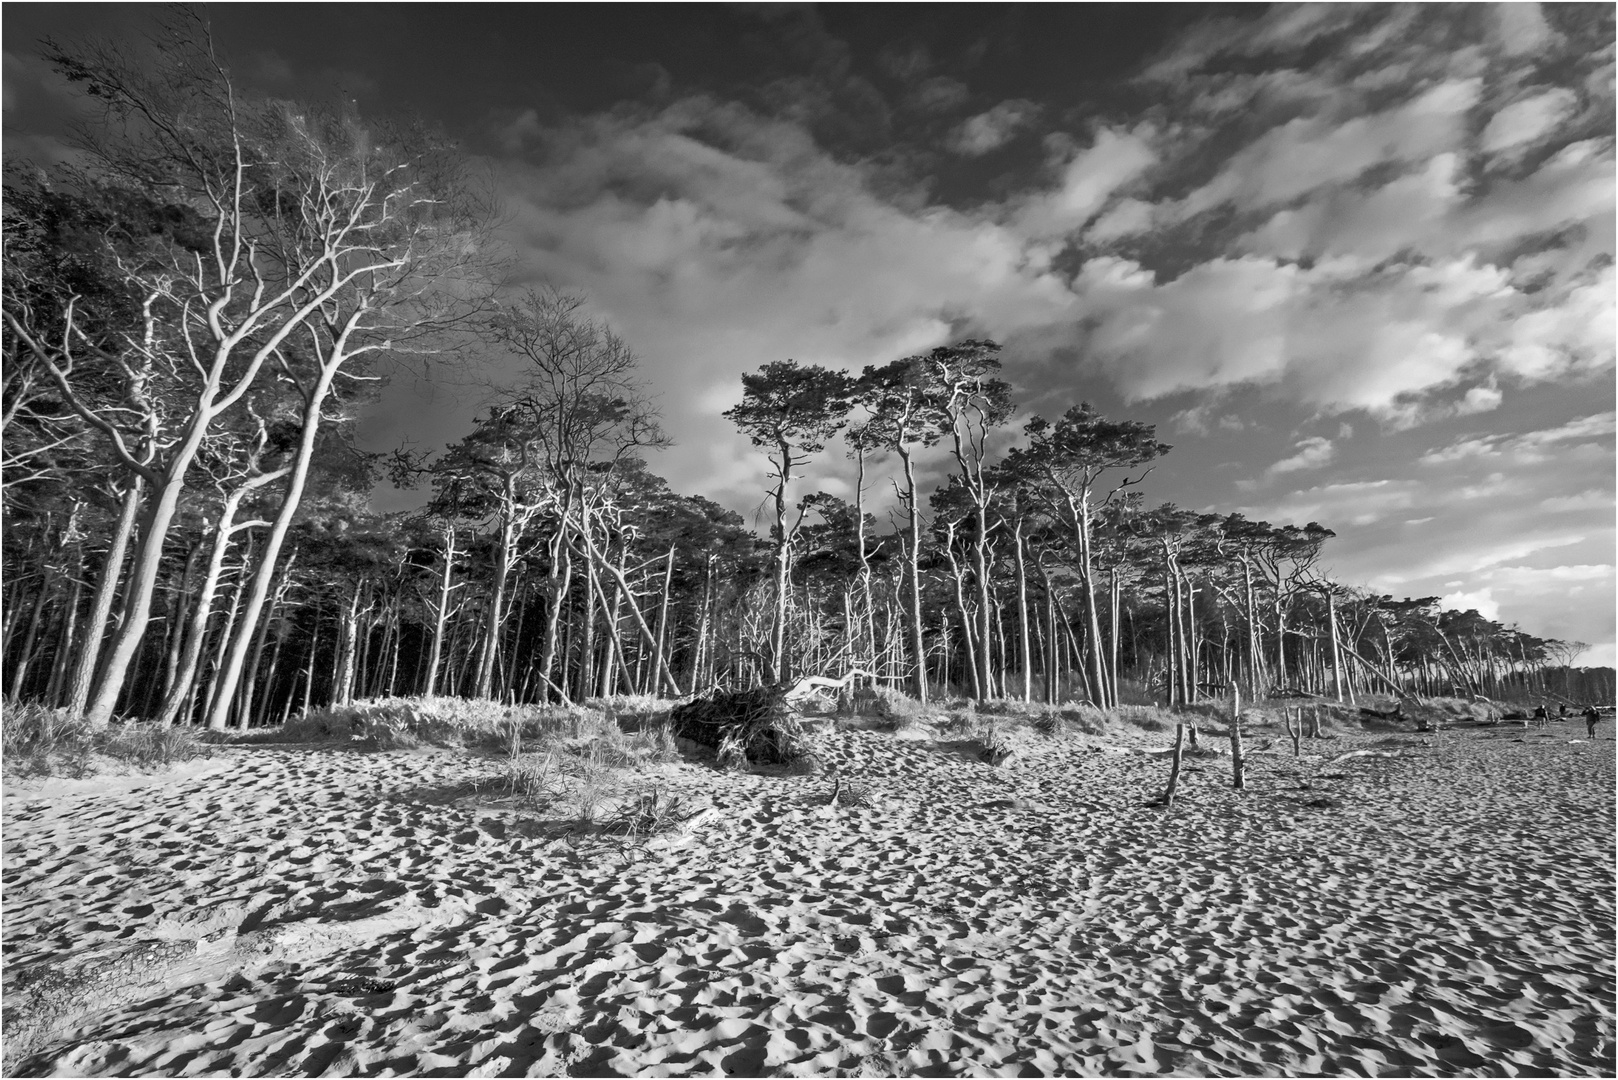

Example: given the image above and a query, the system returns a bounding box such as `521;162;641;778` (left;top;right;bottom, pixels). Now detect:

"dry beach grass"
2;694;1612;1076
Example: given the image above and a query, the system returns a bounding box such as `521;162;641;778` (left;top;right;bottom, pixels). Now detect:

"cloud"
1491;3;1560;56
1418;412;1617;466
1268;436;1335;475
948;100;1040;156
1008;126;1157;239
1175;79;1481;220
1440;587;1499;620
1540;490;1614;513
494;97;1082;506
1480;87;1578;157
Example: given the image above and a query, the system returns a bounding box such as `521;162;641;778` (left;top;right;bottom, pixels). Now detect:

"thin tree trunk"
424;521;459;697
203;568;249;730
536;534;570;703
900;446;927;703
202;363;342;732
1013;524;1032;702
68;479;142;717
943;523;980;700
651;544;675;696
8;572;51;701
45;568;85;707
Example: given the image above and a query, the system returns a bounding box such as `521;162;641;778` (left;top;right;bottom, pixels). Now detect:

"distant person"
1533;704;1549;728
1558;703;1570;720
1584;705;1602;739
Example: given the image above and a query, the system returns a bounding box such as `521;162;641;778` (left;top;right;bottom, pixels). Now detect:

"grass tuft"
2;701;211;778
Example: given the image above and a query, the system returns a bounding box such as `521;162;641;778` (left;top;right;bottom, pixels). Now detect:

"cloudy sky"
6;4;1614;663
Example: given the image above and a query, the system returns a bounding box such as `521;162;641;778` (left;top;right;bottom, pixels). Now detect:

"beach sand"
3;717;1613;1077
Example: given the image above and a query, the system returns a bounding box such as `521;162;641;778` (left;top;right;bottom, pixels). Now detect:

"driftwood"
782;668;875;705
1328;749;1402;765
1359;703;1404;721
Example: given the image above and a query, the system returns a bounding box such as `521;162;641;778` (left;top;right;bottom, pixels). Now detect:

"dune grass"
1;701;212;779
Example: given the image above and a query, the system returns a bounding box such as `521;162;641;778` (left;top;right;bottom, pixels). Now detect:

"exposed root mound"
669;685;817;769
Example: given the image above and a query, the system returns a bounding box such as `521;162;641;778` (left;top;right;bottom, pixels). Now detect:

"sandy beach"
4;715;1613;1077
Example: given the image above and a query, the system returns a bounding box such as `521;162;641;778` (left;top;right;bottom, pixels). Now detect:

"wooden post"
1286;707;1301;757
1230;686;1246;790
1164;722;1186;806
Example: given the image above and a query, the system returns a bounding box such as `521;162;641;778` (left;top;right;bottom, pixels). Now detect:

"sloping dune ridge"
3;717;1613;1077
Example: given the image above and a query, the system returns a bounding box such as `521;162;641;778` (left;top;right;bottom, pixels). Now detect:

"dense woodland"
4;22;1612;730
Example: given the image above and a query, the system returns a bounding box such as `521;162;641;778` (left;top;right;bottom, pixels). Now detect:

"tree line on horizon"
4;17;1610;730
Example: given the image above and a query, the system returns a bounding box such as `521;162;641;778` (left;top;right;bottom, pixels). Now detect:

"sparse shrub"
100;723;209;768
976;722;1019;766
627;720;680;764
1060;705;1110;736
1115;704;1174;733
483;748;563;809
600;786;705;844
2;702;211;778
3;702;94;776
847;685;927;730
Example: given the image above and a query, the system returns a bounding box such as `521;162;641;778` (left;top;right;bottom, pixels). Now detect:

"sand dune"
4;719;1613;1077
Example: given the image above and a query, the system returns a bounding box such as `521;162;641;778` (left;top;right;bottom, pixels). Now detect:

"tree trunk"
331;585;362;710
428;521;460;696
203;568;249;730
943;524;981;700
85;411;225;727
651;544;675;696
536;534;571;702
899;446;927;703
203;364;341;732
8;572;51;701
577;519;685;697
68;479;142;717
475;495;520;701
1013;523;1032;702
236;556;293;730
971;511;994;701
692;554;715;693
1229;686;1246;790
1164;722;1186;805
1075;496;1111;709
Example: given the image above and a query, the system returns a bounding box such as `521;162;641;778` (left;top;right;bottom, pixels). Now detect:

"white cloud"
1440;587;1499;620
1176;79;1480;219
1540;490;1614;513
1268;436;1335;475
1010;126;1157;239
1480;88;1578;156
1419;413;1617;467
1491;3;1559;57
949;100;1040;156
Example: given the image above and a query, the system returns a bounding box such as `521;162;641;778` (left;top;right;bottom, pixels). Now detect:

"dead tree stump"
1284;708;1302;757
1230;687;1246;790
1164;722;1186;805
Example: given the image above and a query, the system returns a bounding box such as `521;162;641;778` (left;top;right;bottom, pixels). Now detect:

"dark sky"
4;3;1614;661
